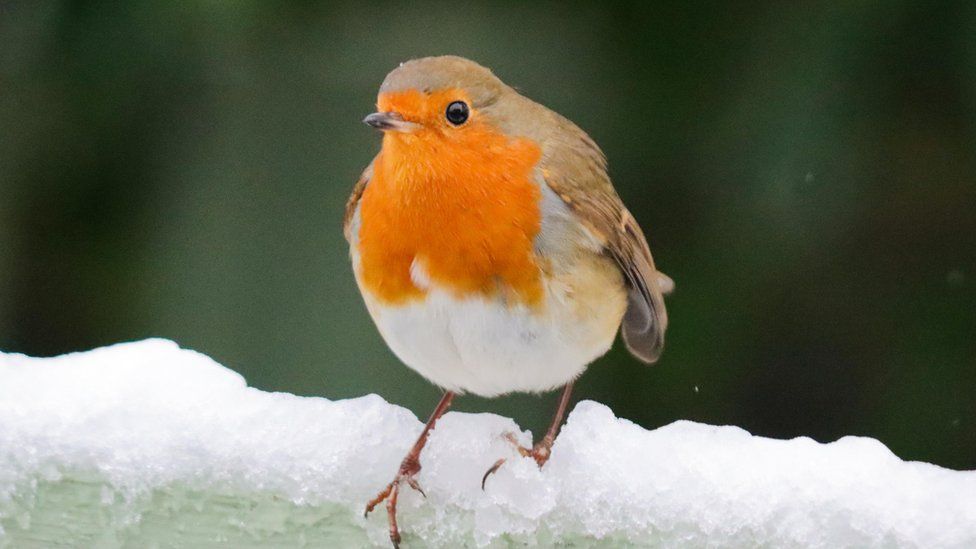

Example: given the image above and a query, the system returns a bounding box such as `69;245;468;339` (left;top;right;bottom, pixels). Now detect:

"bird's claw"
481;432;555;489
405;476;426;498
481;457;507;490
364;457;425;547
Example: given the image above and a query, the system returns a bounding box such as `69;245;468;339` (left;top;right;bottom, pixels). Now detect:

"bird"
344;55;672;547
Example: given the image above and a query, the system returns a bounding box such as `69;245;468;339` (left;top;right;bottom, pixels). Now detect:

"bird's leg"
482;382;573;488
365;391;455;548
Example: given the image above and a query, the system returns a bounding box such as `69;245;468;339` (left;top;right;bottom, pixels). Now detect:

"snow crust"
0;339;973;547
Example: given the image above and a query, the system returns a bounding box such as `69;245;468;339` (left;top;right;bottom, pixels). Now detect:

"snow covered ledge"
0;340;973;547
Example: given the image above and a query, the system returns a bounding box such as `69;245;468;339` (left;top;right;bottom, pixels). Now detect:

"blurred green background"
1;2;974;469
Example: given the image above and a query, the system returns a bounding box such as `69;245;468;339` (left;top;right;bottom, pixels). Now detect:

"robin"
345;55;672;547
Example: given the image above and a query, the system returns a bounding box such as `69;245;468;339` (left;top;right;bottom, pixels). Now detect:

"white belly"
365;292;601;397
358;267;626;397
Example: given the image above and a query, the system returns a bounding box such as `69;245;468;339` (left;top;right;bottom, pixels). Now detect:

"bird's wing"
343;160;374;243
540;133;671;364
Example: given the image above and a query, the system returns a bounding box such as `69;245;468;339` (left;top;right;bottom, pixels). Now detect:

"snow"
0;339;973;547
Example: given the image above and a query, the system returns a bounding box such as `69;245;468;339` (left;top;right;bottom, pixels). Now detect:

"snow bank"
0;340;973;547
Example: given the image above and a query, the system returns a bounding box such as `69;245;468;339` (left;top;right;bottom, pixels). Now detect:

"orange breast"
357;121;544;307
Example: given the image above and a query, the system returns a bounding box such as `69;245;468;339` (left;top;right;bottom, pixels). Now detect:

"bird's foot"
481;432;554;489
364;456;425;548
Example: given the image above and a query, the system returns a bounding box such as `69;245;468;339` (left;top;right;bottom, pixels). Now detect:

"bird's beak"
363;112;420;133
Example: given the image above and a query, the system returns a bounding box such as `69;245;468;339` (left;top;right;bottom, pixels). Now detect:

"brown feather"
343;161;373;242
527;112;670;364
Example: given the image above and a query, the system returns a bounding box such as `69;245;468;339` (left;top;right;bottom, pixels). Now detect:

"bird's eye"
445;101;469;126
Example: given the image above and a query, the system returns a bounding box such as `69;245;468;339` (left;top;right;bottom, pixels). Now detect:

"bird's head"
364;56;525;154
